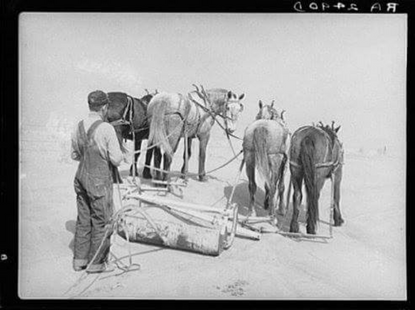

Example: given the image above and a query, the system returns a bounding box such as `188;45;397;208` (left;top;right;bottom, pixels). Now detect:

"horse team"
105;85;344;235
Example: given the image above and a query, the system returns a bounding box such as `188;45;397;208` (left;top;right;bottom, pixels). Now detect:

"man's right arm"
70;125;81;161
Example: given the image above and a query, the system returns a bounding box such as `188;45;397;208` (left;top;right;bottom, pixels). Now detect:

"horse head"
192;84;245;134
222;90;245;134
256;100;285;122
317;121;341;142
140;91;156;106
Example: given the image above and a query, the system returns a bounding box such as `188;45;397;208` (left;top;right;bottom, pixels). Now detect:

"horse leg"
162;135;181;182
264;183;270;210
129;138;142;176
198;133;211;182
162;154;172;182
180;137;192;178
245;151;257;218
161;114;183;182
289;172;303;233
277;153;287;216
268;177;278;226
153;147;162;181
333;168;344;226
267;154;280;226
142;145;153;179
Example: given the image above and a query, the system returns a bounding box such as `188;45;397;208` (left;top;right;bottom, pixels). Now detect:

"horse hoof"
334;218;344;226
198;176;208;182
289;224;299;233
142;171;152;179
277;208;286;216
155;182;167;188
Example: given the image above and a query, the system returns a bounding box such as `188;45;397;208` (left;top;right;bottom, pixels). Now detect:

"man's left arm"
104;125;123;167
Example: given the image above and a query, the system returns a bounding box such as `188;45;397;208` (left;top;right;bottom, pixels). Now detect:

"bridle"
189;86;242;140
107;95;134;128
222;98;244;132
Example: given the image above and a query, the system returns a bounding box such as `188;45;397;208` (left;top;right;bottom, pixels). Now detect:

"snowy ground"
18;123;406;300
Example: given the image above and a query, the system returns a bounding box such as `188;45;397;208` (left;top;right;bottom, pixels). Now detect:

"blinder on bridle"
222;91;244;133
226;91;245;112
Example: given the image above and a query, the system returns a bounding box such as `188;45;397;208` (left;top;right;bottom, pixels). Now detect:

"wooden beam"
126;193;225;214
236;225;261;240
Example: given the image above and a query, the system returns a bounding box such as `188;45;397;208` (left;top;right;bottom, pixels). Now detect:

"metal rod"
276;231;332;239
329;174;334;238
151;180;187;187
152;202;219;225
139;187;169;192
184;121;189;180
238;216;271;224
239;217;332;240
227;159;244;206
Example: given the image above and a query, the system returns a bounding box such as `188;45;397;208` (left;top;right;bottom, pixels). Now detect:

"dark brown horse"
242;100;289;225
145;85;245;182
288;122;344;234
105;91;154;181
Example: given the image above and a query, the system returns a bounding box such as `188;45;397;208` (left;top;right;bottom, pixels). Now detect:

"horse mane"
206;88;228;94
257;104;286;125
140;93;153;106
205;89;228;104
199;88;230;114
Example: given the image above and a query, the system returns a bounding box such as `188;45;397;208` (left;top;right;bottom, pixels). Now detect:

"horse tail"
253;127;272;188
148;99;174;157
300;136;319;231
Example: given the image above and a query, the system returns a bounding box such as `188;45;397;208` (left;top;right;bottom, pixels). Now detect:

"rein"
139;148;243;178
188;95;242;141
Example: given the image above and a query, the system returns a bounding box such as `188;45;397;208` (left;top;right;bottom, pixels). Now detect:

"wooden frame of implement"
115;179;260;256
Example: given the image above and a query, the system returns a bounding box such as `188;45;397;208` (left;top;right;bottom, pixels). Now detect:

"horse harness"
289;127;344;174
188;92;242;140
188;92;229;135
109;95;149;137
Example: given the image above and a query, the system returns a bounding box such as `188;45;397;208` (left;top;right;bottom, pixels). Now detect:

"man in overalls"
71;90;123;273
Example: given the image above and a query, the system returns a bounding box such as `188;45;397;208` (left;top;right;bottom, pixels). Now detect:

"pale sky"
19;13;407;152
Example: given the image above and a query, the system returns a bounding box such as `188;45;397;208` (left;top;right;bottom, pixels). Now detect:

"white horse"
145;85;245;182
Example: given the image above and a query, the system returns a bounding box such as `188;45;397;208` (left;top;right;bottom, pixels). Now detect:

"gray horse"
145;85;245;182
242;100;289;225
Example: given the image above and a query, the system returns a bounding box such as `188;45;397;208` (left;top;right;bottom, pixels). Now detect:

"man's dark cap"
88;90;109;108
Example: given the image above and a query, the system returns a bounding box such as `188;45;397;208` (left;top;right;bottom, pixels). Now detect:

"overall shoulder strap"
87;120;104;141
